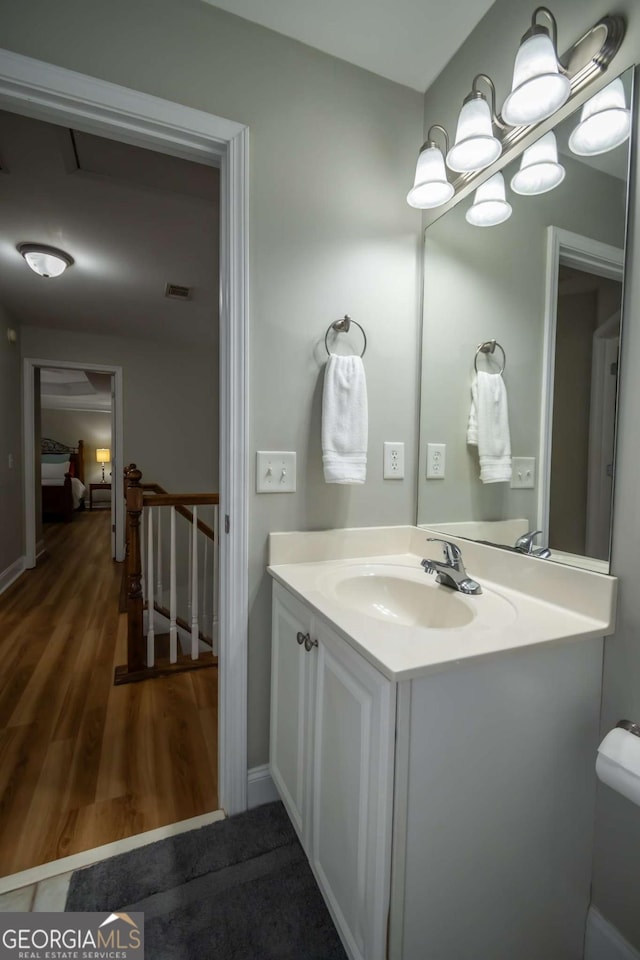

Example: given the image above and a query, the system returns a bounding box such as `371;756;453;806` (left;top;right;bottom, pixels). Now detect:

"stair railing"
116;463;219;685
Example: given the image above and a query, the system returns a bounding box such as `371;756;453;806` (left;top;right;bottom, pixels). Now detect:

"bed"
41;438;87;522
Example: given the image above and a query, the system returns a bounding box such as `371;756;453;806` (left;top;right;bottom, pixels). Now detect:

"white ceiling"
40;367;113;411
201;0;496;92
0;110;219;345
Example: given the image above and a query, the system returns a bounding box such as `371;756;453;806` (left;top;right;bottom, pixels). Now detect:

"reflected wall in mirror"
417;68;633;574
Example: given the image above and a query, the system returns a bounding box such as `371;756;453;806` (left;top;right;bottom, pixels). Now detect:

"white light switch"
511;457;535;489
256;451;296;493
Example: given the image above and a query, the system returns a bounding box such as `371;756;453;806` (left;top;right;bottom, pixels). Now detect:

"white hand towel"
322;354;368;484
467;370;512;483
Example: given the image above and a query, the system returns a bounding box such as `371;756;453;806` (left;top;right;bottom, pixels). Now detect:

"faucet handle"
427;538;462;565
514;530;543;553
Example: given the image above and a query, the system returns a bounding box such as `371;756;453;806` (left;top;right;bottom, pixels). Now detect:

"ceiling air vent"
165;283;192;300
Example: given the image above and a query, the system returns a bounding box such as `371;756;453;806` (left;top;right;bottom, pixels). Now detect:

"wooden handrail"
117;463;219;684
140;482;217;541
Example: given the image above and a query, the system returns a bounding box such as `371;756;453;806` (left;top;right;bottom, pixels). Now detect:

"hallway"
0;510;218;877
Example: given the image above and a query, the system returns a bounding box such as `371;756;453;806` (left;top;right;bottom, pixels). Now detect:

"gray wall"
21;326;218;495
1;0;424;767
422;0;640;947
417;156;625;531
41;408;112;485
0;307;23;575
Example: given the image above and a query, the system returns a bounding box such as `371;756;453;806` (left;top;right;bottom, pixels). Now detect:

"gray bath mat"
66;801;347;959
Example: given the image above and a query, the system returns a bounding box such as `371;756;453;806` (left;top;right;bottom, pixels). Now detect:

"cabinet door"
269;583;313;841
309;620;396;960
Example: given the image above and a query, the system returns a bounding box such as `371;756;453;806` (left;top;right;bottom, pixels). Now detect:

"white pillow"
41;461;70;480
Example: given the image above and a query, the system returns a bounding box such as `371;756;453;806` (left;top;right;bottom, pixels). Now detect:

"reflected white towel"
322;355;368;484
467;370;512;483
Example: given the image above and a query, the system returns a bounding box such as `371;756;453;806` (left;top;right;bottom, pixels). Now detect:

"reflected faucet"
421;539;483;595
514;530;551;559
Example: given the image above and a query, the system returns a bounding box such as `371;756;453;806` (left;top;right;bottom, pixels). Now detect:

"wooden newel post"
126;465;145;673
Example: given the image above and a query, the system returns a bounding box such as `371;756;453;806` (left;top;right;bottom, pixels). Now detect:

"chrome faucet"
514;530;551;559
421;538;482;595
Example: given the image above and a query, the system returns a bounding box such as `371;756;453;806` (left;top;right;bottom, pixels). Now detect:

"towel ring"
474;339;506;375
324;315;367;358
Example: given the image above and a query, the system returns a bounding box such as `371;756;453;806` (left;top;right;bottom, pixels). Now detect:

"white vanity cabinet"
270;582;396;960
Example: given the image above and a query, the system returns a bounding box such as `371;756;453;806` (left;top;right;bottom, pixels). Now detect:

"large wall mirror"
417;67;634;574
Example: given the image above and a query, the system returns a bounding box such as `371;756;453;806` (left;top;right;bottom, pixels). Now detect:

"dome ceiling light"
18;243;74;278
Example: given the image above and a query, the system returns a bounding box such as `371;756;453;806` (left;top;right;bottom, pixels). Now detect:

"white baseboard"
35;539;45;562
0;556;26;596
585;908;640;960
247;764;279;808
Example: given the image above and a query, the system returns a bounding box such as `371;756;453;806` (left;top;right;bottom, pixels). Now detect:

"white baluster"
146;507;155;667
140;504;146;604
212;505;219;656
187;516;192;617
202;534;209;644
169;506;177;664
156;507;163;602
191;505;199;659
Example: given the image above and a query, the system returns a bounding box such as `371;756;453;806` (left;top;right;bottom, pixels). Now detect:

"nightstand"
89;482;112;510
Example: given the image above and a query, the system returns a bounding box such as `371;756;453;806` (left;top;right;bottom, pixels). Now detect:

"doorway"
24;359;124;564
540;227;624;563
0;47;249;820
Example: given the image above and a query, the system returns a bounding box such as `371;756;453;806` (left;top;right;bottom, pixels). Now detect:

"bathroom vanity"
268;526;617;960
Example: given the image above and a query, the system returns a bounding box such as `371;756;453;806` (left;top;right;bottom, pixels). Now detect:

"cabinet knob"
296;631;308;646
304;636;319;653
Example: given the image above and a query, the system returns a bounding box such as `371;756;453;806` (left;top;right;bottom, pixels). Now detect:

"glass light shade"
407;144;454;209
446;96;502;173
465;173;512;227
19;244;73;278
510;131;565;195
23;250;69;278
96;448;111;463
568;78;631;156
502;32;571;126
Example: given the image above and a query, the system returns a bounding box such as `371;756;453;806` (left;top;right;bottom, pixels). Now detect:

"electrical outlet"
426;443;446;479
511;457;535;489
256;451;296;493
383;442;405;479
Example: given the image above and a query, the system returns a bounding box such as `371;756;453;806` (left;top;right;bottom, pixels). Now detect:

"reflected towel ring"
325;315;367;358
474;339;506;375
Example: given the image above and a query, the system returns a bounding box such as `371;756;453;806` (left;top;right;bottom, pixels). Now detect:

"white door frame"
23;358;125;563
0;49;249;815
539;226;624;545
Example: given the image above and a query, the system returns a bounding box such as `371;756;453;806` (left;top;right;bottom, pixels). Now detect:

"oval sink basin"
331;570;476;629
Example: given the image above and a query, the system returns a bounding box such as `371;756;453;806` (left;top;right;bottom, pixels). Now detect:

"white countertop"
268;526;617;682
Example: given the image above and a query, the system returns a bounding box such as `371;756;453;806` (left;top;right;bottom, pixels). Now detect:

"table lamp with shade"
96;448;111;483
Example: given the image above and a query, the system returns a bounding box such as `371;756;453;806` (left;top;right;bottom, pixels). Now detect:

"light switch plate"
511;457;535;489
256;451;297;493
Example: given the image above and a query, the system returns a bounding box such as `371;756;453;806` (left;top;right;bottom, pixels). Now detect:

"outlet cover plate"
256;451;296;493
426;443;446;479
383;441;405;479
511;457;535;489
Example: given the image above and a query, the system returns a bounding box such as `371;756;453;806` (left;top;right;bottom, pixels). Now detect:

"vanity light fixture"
568;77;631;156
502;8;570;126
446;75;503;174
407;125;455;209
18;243;74;278
465;173;512;227
510;131;565;195
411;10;626;214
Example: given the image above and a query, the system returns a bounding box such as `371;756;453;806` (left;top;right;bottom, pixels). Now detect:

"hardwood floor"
0;511;218;877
